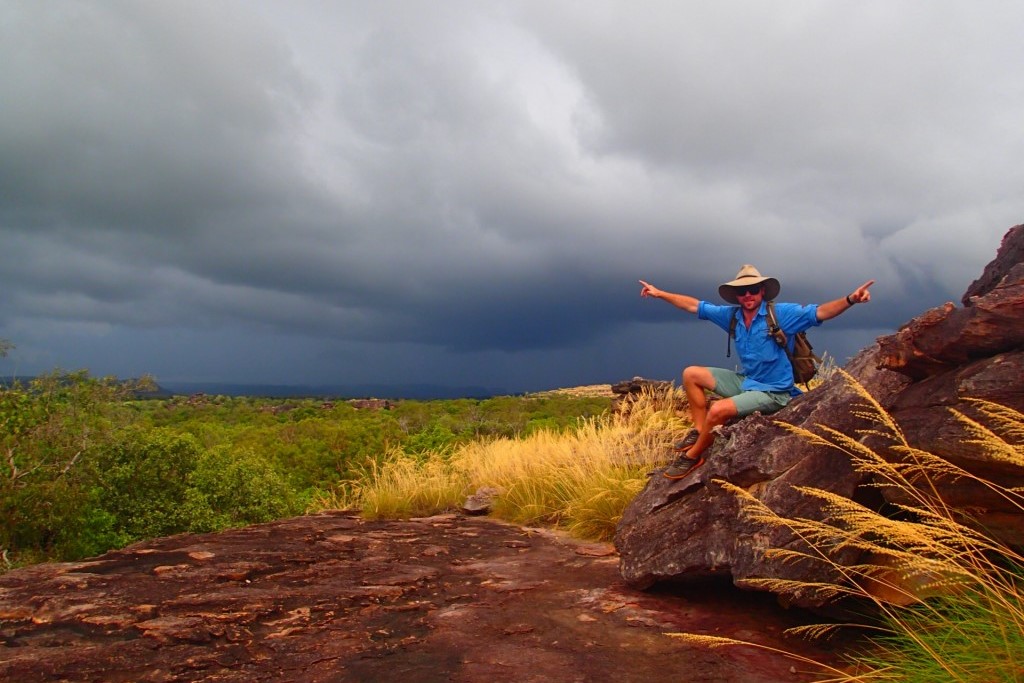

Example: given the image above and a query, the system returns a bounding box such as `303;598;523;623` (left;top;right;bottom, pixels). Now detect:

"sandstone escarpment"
615;225;1024;608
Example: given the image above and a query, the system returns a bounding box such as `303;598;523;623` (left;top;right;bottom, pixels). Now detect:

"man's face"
736;285;764;310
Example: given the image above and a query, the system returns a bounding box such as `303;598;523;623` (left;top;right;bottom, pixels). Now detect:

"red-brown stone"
0;513;843;682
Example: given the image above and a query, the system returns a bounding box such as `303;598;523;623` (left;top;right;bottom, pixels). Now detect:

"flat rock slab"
1;512;843;682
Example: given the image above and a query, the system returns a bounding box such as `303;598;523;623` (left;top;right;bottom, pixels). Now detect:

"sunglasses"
736;285;762;296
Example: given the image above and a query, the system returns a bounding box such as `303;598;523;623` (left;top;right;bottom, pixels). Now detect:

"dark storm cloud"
1;1;1022;390
0;2;316;229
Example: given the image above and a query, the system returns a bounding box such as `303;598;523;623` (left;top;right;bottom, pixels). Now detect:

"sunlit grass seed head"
726;375;1024;681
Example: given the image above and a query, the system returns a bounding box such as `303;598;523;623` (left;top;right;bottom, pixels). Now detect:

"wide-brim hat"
719;264;781;304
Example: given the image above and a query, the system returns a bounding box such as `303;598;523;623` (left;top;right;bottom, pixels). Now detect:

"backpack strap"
769;301;819;390
727;307;738;358
765;301;789;349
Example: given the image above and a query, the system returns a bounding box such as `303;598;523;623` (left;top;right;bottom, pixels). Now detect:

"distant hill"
156;381;505;400
2;376;502;400
1;375;175;399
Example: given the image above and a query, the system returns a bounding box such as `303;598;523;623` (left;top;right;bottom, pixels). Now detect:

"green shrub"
0;372;143;560
403;422;459;455
186;445;299;530
92;428;204;541
2;474;94;557
59;489;133;559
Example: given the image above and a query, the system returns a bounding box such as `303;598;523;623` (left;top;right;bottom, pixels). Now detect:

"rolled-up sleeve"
775;303;821;334
697;301;735;332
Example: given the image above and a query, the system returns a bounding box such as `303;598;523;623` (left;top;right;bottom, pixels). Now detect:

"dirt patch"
1;512;850;682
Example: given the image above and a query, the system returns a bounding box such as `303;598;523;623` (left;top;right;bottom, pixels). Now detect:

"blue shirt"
697;300;821;395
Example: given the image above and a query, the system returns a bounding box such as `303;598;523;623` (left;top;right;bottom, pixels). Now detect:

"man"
639;265;874;480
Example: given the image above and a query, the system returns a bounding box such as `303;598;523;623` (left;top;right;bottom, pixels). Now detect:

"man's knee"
682;365;713;389
706;398;739;426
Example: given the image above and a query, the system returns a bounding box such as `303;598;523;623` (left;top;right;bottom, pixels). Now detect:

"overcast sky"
2;1;1022;394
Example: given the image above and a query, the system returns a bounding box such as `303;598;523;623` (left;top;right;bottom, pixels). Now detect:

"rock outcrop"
0;513;841;682
615;225;1024;608
610;376;681;414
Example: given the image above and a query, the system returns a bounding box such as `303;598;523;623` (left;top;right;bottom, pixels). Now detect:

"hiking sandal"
672;428;699;452
663;454;706;480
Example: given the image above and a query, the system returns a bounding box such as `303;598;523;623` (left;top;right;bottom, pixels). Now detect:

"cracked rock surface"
1;512;841;682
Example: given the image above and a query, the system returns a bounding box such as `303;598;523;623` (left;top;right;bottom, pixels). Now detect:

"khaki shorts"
707;368;791;417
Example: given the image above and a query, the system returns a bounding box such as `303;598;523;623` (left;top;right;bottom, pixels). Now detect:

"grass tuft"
342;450;469;519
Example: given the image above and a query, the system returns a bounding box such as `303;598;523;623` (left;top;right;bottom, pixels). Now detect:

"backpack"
727;301;819;387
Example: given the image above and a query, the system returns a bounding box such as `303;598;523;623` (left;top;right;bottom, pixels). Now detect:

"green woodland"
0;369;610;568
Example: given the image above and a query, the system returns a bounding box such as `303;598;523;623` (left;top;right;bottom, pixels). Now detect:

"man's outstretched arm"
639;280;699;314
816;279;875;321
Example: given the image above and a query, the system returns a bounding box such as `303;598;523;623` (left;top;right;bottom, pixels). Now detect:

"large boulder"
615;225;1024;608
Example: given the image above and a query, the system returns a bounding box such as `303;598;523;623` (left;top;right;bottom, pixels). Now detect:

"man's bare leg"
665;393;739;479
685;397;739;461
682;365;716;432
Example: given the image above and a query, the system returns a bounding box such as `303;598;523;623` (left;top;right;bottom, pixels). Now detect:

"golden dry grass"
329;385;687;541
